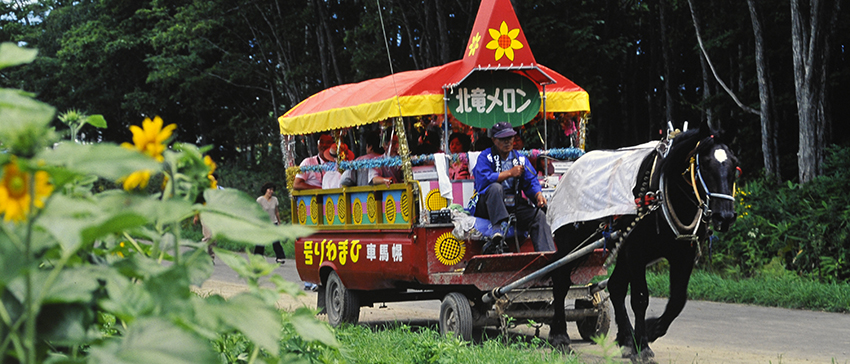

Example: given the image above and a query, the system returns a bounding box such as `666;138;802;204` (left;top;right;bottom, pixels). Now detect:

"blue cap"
491;122;517;138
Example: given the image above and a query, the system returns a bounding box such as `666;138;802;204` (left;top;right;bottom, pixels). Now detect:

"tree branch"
687;0;760;115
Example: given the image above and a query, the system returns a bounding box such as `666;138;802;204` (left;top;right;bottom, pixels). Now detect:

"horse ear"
695;122;711;139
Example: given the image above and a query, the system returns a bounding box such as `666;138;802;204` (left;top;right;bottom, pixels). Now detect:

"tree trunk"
435;0;450;64
658;0;675;125
698;49;714;129
747;0;779;180
316;0;343;85
421;2;434;67
790;0;839;183
398;5;421;69
311;0;330;87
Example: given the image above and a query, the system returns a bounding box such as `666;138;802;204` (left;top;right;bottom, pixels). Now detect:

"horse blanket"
547;141;658;232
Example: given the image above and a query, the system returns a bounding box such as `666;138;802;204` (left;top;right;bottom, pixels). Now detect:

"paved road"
201;256;850;364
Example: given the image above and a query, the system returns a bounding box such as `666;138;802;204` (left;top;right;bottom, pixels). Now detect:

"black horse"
547;127;738;361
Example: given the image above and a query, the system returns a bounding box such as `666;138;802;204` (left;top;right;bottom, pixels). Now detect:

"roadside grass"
213;318;629;363
331;323;584;364
646;264;850;313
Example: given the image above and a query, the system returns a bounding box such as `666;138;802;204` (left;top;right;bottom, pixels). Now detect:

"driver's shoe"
483;233;505;254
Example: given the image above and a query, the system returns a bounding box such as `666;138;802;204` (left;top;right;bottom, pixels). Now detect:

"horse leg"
548;227;577;351
548;267;572;351
628;258;654;361
646;252;695;342
607;262;635;356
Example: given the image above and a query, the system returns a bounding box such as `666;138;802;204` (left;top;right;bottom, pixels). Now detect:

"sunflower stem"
164;161;181;265
23;171;37;364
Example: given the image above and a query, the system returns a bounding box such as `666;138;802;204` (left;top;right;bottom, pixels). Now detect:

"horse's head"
691;133;739;232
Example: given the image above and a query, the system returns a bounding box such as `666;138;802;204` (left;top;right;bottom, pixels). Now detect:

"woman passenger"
448;132;471;180
340;133;393;187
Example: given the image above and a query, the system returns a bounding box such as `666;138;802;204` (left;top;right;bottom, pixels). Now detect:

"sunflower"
0;157;54;223
485;21;524;61
122;116;176;161
204;155;217;189
119;116;175;191
119;170;152;191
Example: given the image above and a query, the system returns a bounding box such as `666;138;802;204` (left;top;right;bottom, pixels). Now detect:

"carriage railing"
290;182;416;231
288;147;585;231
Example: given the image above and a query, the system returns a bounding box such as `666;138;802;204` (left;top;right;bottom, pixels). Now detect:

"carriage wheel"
439;292;473;341
326;271;360;327
575;291;611;341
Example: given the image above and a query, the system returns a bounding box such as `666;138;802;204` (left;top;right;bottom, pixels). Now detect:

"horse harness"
601;135;733;267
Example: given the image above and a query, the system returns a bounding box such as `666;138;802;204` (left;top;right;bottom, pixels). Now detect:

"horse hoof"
629;347;656;363
646;317;666;342
548;332;572;352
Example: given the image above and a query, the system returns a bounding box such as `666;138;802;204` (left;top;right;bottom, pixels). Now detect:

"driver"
470;122;554;252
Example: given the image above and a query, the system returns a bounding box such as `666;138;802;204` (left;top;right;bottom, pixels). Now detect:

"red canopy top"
278;0;588;135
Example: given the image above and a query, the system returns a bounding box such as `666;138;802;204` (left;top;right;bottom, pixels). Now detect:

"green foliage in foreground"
182;220;296;258
1;42;333;364
646;262;850;313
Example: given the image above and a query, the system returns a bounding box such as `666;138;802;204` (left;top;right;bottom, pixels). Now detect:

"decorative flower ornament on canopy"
486;21;523;61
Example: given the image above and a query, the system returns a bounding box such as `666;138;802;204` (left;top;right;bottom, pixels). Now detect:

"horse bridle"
690;145;736;205
660;139;736;241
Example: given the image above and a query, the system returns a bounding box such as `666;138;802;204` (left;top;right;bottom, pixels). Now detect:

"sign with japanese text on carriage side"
302;239;404;266
448;71;541;128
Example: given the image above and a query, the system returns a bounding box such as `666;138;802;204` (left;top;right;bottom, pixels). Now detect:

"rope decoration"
285;166;301;192
295;148;585;173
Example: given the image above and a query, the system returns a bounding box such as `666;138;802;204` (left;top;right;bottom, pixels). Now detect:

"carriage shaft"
482;232;618;304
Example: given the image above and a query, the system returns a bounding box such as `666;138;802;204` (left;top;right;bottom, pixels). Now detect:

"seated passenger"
448;132;471;180
325;140;357;189
471;122;554;253
414;124;443;156
341;133;393;187
293;133;335;190
512;134;539;174
471;127;493;151
379;134;404;183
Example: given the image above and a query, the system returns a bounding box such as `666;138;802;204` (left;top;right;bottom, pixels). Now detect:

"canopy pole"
579;112;587;151
542;84;548;150
393;115;414;183
443;88;450;154
332;130;344;172
542;84;548;175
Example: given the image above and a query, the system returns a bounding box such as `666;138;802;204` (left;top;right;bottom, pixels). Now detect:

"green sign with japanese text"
448;71;541;128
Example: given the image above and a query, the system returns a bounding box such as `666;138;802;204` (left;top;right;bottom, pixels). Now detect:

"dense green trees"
1;0;847;183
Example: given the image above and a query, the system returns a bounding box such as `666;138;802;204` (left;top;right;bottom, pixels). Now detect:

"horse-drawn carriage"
279;0;610;342
279;0;739;359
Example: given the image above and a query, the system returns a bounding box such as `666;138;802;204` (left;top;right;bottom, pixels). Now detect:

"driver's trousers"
474;183;555;252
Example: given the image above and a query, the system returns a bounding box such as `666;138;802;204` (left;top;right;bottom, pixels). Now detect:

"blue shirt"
472;148;541;199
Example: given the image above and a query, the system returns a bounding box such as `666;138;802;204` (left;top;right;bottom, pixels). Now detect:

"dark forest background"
1;0;847;185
